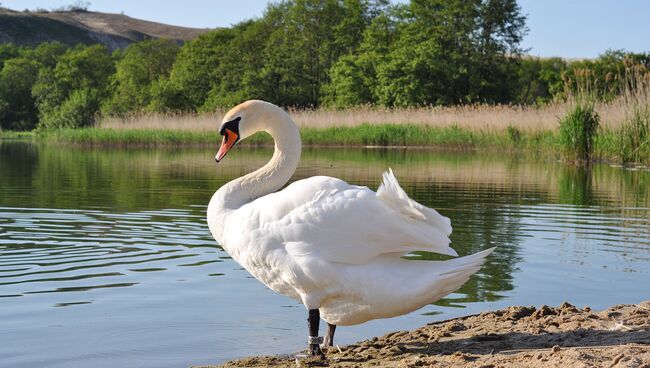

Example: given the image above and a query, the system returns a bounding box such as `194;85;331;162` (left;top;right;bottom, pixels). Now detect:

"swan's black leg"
323;323;337;348
308;309;323;356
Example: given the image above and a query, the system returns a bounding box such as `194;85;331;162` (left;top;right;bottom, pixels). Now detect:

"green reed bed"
0;131;36;139
557;64;650;165
41;128;221;146
300;124;506;147
2;124;647;164
17;124;518;149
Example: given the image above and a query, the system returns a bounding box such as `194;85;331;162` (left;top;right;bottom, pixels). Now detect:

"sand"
201;301;650;368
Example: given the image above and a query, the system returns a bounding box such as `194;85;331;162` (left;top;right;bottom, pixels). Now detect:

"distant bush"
39;88;100;129
52;1;91;12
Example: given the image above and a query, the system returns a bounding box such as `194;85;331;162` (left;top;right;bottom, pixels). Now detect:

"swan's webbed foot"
322;323;336;349
307;309;325;357
308;340;324;356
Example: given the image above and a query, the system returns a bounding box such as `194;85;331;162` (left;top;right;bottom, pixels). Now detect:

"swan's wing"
377;168;452;235
261;171;456;265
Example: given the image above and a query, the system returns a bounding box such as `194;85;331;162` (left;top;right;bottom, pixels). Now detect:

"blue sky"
2;0;648;58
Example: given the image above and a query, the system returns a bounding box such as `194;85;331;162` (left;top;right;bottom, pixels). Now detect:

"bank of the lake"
207;301;650;368
2;125;647;165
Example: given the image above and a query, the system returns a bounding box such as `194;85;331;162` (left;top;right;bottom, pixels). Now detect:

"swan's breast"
218;204;303;301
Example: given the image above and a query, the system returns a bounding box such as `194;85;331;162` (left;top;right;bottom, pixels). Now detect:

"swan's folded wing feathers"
377;168;425;220
378;168;452;235
270;175;457;265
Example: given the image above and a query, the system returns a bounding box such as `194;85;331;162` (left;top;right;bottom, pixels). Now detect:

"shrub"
39;88;100;129
559;67;601;162
558;104;600;162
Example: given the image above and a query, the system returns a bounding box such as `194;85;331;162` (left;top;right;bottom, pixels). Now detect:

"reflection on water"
0;141;649;368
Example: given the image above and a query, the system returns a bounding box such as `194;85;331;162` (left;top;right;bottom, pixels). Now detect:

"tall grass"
557;61;650;164
559;105;599;161
97;102;629;133
620;63;650;163
558;68;601;163
41;125;515;148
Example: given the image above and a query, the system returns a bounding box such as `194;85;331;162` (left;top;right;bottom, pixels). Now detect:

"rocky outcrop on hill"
0;7;209;50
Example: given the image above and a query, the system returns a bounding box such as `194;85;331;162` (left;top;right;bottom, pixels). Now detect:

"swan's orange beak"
216;129;238;162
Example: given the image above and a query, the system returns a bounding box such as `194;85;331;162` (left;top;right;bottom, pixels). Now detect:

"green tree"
53;44;114;91
22;42;68;69
201;19;274;110
322;6;399;106
364;0;525;106
103;39;180;115
472;0;527;102
153;29;237;111
0;44;21;69
515;57;566;104
323;54;374;107
196;0;387;110
0;57;40;130
260;0;383;107
39;88;101;129
33;44;113;128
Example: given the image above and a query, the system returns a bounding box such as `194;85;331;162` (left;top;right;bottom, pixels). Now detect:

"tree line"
0;0;648;131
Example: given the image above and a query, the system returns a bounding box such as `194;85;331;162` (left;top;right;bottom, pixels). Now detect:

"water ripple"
0;206;220;298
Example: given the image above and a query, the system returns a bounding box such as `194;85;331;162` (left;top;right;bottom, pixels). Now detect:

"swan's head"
215;100;288;162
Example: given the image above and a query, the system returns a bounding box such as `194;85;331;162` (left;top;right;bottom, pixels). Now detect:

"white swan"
207;100;494;356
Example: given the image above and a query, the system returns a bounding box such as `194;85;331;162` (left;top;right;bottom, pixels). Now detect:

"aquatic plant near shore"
558;69;600;163
559;104;600;162
620;63;650;163
3;121;647;164
35;124;502;148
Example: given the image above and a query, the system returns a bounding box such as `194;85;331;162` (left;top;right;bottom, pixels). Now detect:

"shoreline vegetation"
0;2;647;165
2;100;648;165
202;301;650;368
2;125;645;165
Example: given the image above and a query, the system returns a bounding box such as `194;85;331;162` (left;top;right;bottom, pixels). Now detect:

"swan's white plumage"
208;100;494;326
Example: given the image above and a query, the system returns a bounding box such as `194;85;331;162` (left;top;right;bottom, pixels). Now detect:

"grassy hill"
0;7;210;50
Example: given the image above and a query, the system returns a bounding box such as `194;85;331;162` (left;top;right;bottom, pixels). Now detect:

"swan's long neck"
208;113;301;238
220;125;301;209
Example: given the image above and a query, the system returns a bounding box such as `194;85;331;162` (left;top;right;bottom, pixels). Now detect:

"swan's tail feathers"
377;168;425;219
428;247;496;299
377;168;452;236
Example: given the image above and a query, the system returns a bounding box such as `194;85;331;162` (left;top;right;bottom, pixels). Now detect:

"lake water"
0;140;649;368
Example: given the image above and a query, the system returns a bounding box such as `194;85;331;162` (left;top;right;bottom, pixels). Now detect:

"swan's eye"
220;116;241;136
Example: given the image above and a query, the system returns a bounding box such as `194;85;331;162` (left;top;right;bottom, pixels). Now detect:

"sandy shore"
200;301;650;367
